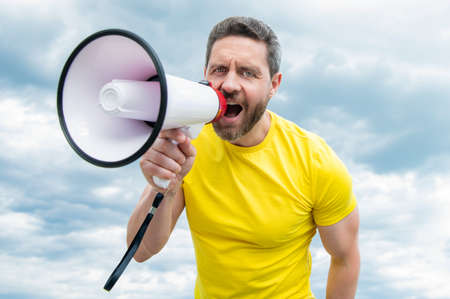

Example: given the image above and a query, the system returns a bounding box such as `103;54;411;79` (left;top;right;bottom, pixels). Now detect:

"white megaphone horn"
57;29;227;291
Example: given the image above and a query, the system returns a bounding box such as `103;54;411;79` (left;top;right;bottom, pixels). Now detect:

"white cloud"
353;167;450;298
0;88;73;169
0;212;43;238
93;186;123;199
303;107;398;161
0;98;59;153
276;0;450;100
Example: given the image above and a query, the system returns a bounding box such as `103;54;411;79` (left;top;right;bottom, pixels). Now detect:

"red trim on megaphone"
208;83;227;122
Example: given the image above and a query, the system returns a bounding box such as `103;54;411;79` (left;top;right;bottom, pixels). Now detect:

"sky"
1;0;450;298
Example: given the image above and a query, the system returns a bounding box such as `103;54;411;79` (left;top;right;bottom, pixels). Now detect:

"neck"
230;111;271;147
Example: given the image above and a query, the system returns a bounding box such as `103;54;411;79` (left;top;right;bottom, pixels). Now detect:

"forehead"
208;35;269;70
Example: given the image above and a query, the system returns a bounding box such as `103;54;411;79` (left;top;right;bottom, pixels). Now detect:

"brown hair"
205;16;281;77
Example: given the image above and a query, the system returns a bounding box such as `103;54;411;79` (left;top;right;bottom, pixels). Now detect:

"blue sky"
1;0;450;298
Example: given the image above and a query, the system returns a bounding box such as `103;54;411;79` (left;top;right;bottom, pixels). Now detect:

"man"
128;16;360;298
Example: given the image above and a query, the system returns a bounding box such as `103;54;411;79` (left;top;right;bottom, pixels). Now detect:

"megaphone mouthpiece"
99;80;161;121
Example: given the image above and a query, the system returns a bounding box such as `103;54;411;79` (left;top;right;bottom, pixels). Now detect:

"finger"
159;128;186;144
140;157;176;181
145;149;183;174
178;137;196;158
150;138;186;165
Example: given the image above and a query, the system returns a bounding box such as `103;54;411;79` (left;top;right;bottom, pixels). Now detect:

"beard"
212;94;269;142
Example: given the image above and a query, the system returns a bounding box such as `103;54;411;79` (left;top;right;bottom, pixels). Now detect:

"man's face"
205;35;279;142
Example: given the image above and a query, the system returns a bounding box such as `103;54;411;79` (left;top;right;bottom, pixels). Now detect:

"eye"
242;70;255;78
214;66;227;73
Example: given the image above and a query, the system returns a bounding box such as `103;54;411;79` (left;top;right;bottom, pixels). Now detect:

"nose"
220;71;241;95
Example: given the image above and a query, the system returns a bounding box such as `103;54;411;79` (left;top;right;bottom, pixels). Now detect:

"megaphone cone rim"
57;29;168;168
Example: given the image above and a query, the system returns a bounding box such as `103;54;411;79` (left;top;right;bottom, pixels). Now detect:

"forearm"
129;128;194;262
326;247;360;299
127;186;178;262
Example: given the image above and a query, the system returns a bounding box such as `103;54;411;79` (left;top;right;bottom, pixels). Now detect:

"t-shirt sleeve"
311;138;357;226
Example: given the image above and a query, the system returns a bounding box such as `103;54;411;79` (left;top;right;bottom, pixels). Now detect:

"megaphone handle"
153;175;172;189
152;125;201;189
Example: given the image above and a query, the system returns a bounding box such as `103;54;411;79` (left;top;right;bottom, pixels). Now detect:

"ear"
269;72;282;98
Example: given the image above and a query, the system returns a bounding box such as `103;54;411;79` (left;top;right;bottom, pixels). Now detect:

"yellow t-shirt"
183;111;357;298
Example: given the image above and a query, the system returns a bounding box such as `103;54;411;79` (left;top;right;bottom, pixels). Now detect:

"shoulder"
270;111;351;186
270;111;323;143
269;111;331;160
274;112;344;171
270;110;309;139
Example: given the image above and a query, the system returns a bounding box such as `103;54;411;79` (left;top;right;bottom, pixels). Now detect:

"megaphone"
57;29;226;291
57;28;226;170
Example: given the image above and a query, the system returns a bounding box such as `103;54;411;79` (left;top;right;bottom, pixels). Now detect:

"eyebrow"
208;63;225;71
208;63;263;76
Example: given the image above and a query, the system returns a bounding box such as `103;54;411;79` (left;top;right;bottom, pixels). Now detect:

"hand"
140;128;196;194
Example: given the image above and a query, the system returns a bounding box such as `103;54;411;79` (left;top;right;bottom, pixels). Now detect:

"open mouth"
224;104;243;118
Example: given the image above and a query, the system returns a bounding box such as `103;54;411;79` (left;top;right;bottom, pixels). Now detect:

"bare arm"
318;207;360;299
127;184;185;262
127;128;196;262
